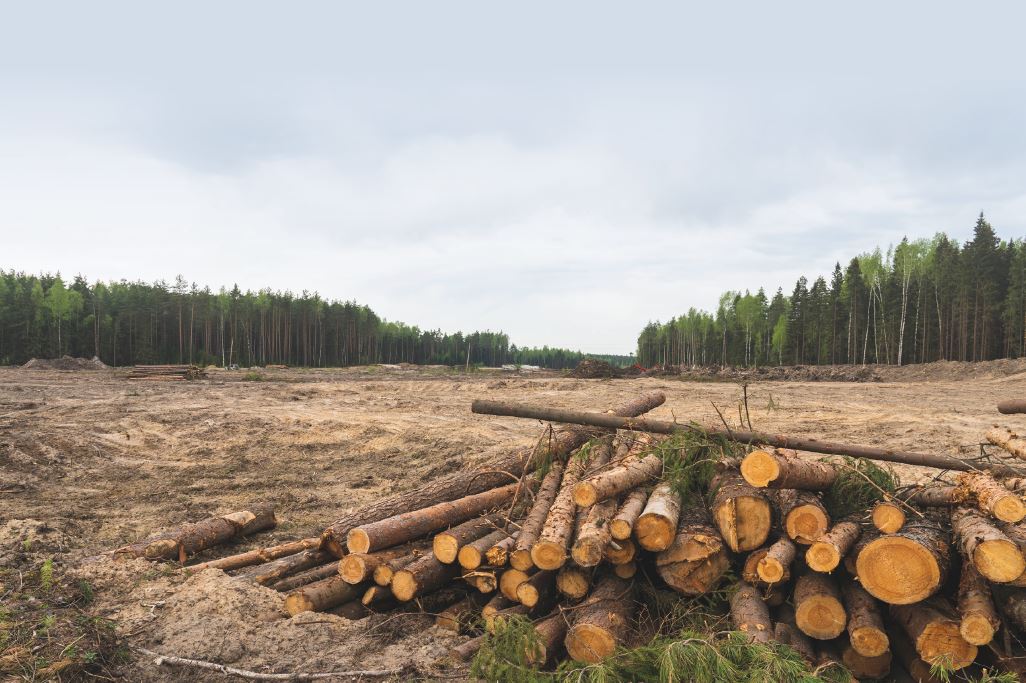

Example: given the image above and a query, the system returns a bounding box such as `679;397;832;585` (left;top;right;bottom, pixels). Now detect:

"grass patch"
821;456;899;519
241;371;265;382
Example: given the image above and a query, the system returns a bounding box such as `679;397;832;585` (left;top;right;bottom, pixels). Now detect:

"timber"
871;500;906;534
433;513;507;564
340;543;427;585
776;489;830;545
525;613;569;666
556;565;592;600
950;506;1025;583
957;561;1000;646
458;528;510;570
806;521;860;573
236;549;334;586
269;562;339;592
510;460;565;571
604;538;636;565
757;535;795;584
842;581;888;658
571;494;617;567
187;536;320;572
564;574;635;663
841;645;891;680
115;504;276;562
773;606;816;664
957;471;1026;523
794;572;847;640
435;595;479;632
988;426;1026;460
372;551;420;587
391;552;459;601
634;481;682;551
730;581;772;644
609;488;649;540
656;502;729;595
515;570;556;608
710;470;773;552
284;575;365;615
740;448;839;490
499;568;533;601
856;518;950;604
613;561;636;579
572;455;662;508
890;600;978;670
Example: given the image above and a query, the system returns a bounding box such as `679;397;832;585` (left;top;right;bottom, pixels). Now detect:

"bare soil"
2;361;1025;680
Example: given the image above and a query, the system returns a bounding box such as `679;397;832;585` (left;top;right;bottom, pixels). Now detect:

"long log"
564;574;635;663
794;572;847;640
571;495;617;567
115;504;276;562
730;581;772;644
890;600;977;670
321;392;666;556
842;581;889;658
458;528;511;570
269;562;340;592
998;400;1026;415
471;400;1026;477
987;426;1026;460
284;575;366;615
609;488;649;540
510;460;565;571
957;471;1026;523
855;518;950;605
950;506;1025;583
740;448;839;490
656;501;729;595
433;513;507;564
236;549;335;586
710;471;772;552
187;537;320;572
957;561;1000;646
571;455;662;508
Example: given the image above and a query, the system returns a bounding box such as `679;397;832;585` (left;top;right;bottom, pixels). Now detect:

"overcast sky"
3;3;1026;353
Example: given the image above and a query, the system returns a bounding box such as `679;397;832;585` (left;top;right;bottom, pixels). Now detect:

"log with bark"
773;606;816;664
462;567;498;593
890;600;978;670
609;488;650;540
115;504;276;562
756;535;796;584
391;552;460;601
855;518;950;605
806;521;860;573
339;543;428;585
957;561;1000;646
841;644;891;680
871;500;906;534
987;426;1026;460
515;570;556;608
776;489;831;545
435;594;480;633
841;581;889;658
998;400;1026;415
556;565;592;600
730;581;773;644
433;513;508;564
510;460;565;571
634;481;682;552
957;471;1026;523
711;471;773;552
794;572;847;640
564;574;635;663
604;538;636;566
570;490;618;567
284;575;366;615
740;448;839;490
571;455;663;508
499;568;534;601
656;502;729;595
950;506;1025;583
269;562;339;593
188;537;320;573
524;613;569;667
457;528;511;571
373;551;420;587
236;549;335;586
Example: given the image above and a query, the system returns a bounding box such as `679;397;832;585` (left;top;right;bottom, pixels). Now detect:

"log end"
756;557;787;584
805;541;841;573
499;568;531;601
391;570;418;601
917;621;977;670
785;505;830;545
972;539;1026;583
856;535;942;605
531;541;568;571
283;593;314;616
714;496;772;552
509;549;534;572
515;582;539;607
571;540;604;568
566;623;616;663
433;534;460;565
993;495;1026;524
658;552;729;595
346;529;371;555
739;450;779;488
635;515;675;552
604;539;636;566
871;502;906;534
608;520;632;541
795;594;846;640
614;561;637;580
850;626;890;658
556;567;590;600
960;613;997;646
372;565;394;587
572;483;598;508
339;556;368;584
457;546;483;571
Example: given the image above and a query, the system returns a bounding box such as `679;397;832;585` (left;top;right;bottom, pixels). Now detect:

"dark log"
236;549;335;586
187;536;320;572
998;400;1026;415
116;504;276;562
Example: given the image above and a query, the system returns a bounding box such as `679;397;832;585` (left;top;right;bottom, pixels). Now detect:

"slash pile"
124;391;1026;681
127;364;207;381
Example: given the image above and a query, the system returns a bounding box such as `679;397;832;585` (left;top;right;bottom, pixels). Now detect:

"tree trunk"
794;572;847;640
499;568;533;601
957;471;1026;523
324;392;667;555
433;513;508;564
740;448;839;490
485;533;518;567
730;581;772;644
773;607;815;664
656;502;729;595
347;482;527;554
906;485;961;507
571;497;617;567
571;455;662;507
340;543;428;585
435;594;480;633
462;568;498;593
889;627;943;683
284;575;366;615
458;528;511;571
890;600;978;670
359;585;396;610
510;460;565;571
757;535;795;584
373;551;420;587
871;500;906;534
268;562;339;593
855;518;950;604
391;552;459;601
842;581;889;658
604;538;636;565
116;504;276;562
187;536;319;572
564;574;635;663
448;635;484;663
482;593;513;619
711;471;773;552
515;570;555;608
957;561;1000;646
987;425;1026;459
950;506;1025;583
775;489;830;545
525;613;568;666
634;482;682;551
236;549;335;586
805;521;860;573
998;400;1026;415
609;488;650;540
556;564;592;600
841;645;892;680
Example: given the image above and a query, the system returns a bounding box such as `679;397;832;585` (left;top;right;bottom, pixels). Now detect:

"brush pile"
125;391;1026;681
127;364;207;381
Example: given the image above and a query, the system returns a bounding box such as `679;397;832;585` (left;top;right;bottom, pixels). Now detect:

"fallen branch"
134;647;402;680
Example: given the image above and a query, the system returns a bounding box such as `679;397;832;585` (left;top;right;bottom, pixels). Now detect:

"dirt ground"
2;361;1026;680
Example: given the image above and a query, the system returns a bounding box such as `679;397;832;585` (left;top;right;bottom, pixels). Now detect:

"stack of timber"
127;364;207;381
137;393;1026;679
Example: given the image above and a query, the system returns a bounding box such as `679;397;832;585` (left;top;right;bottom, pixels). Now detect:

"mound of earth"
570;358;624;378
22;355;108;371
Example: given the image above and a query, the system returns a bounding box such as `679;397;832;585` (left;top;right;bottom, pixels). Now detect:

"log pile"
135;395;1026;679
127;364;207;381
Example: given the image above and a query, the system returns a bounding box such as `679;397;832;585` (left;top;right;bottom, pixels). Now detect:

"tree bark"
957;471;1026;523
951;506;1025;583
435;595;479;633
806;521;860;573
890;600;978;670
525;613;568;667
510;460;565;571
635;482;682;552
987;425;1026;460
571;497;617;567
757;535;795;584
187;536;320;573
391;552;459;601
609;488;650;540
515;570;556;608
571;455;662;508
856;518;950;605
794;572;847;640
236;549;335;586
458;528;511;570
433;513;508;564
448;635;484;663
481;593;514;619
842;581;889;658
776;489;830;545
711;470;773;552
462;568;498;593
116;504;276;562
284;575;366;615
485;533;518;567
340;543;428;585
269;562;339;593
556;564;592;600
871;500;906;534
565;574;635;663
740;448;839;489
730;581;772;644
957;561;1000;646
656;502;729;595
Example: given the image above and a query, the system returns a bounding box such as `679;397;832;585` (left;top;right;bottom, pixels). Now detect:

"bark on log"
776;489;831;545
987;426;1026;461
187;537;320;573
433;513;507;564
347;482;526;554
436;595;479;632
565;574;635;663
284;575;366;615
998;521;1026;586
871;500;907;534
525;613;569;667
998;400;1026;415
950;506;1025;583
841;644;892;680
557;565;592;600
481;593;514;621
773;606;816;665
458;528;511;570
613;561;637;579
711;471;773;552
485;604;530;634
322;392;666;556
360;585;397;610
470;399;1026;477
571;494;618;567
116;504;276;562
957;471;1026;523
571;455;662;508
757;535;796;584
269;562;339;593
1000;588;1026;632
339;543;428;585
485;533;518;568
730;581;772;644
448;635;484;663
634;482;682;552
515;570;556;608
890;600;978;670
236;549;335;586
391;552;459;601
609;488;649;540
794;572;847;640
842;581;889;658
740;448;839;490
656;502;729;595
856;518;950;605
905;485;961;507
957;561;1000;646
510;460;564;571
372;551;421;587
806;521;861;573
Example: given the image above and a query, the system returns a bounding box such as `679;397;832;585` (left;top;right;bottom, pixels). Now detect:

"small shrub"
242;371;265;382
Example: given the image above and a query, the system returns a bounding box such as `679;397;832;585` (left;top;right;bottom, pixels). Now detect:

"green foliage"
821;457;899;519
646;430;746;498
39;558;54;591
241;371;265;381
471;615;547;683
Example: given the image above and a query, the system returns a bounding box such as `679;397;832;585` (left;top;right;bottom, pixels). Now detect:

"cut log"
741;548;768;585
500;568;533;601
328;601;370;620
730;581;772;644
565;574;635;663
871;500;906;534
486;604;530;634
515;571;556;608
449;635;484;663
269;562;340;592
613;562;637;579
458;528;510;570
987;426;1026;460
957;471;1026;523
998;521;1026;586
890;600;977;670
794;572;846;640
360;585;397;610
485;533;518;568
188;537;320;572
462;568;498;593
806;521;861;573
324;391;666;556
634;482;682;552
773;606;816;664
856;518;950;604
571;495;618;567
339;543;427;585
656;502;729;595
604;538;636;565
998;400;1026;415
115;504;276;562
842;581;889;658
889;627;943;683
957;561;1000;646
572;455;663;508
557;565;592;600
284;575;366;615
532;439;612;570
906;485;961;507
740;448;839;490
347;481;526;554
609;488;649;540
236;549;335;586
776;489;830;545
711;471;773;552
757;535;796;584
841;644;891;680
482;593;513;623
525;613;569;666
814;643;853;683
436;595;479;632
510;460;565;571
372;551;421;586
950;506;1025;583
433;513;507;564
391;552;459;601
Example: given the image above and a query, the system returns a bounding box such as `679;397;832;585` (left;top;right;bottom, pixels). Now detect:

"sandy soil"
2;362;1026;680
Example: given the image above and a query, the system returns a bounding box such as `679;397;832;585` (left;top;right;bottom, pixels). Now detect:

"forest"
0;273;633;370
637;214;1026;368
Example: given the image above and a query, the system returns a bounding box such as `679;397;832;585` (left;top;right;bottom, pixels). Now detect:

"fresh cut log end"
566;624;617;663
283;593;315;616
959;613;997;647
499;568;532;601
739;449;779;488
531;540;568;571
971;538;1025;583
391;571;418;601
855;525;948;605
509;549;533;571
572;483;600;508
891;602;978;670
805;543;840;573
556;566;591;600
871;501;906;534
346;529;371;555
794;573;847;640
604;538;636;565
339;555;369;584
433;535;460;564
850;625;890;659
712;493;772;552
457;545;483;570
784;503;830;545
634;482;682;552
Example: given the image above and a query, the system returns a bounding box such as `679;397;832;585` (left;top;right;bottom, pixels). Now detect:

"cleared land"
2;361;1026;679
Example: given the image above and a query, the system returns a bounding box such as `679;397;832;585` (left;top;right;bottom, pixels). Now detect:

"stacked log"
127;364;207;380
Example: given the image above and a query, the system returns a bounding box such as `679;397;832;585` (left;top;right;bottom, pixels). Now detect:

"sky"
3;2;1026;354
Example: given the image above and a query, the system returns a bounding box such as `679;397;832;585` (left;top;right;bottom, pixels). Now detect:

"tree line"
637;213;1026;368
0;273;633;370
